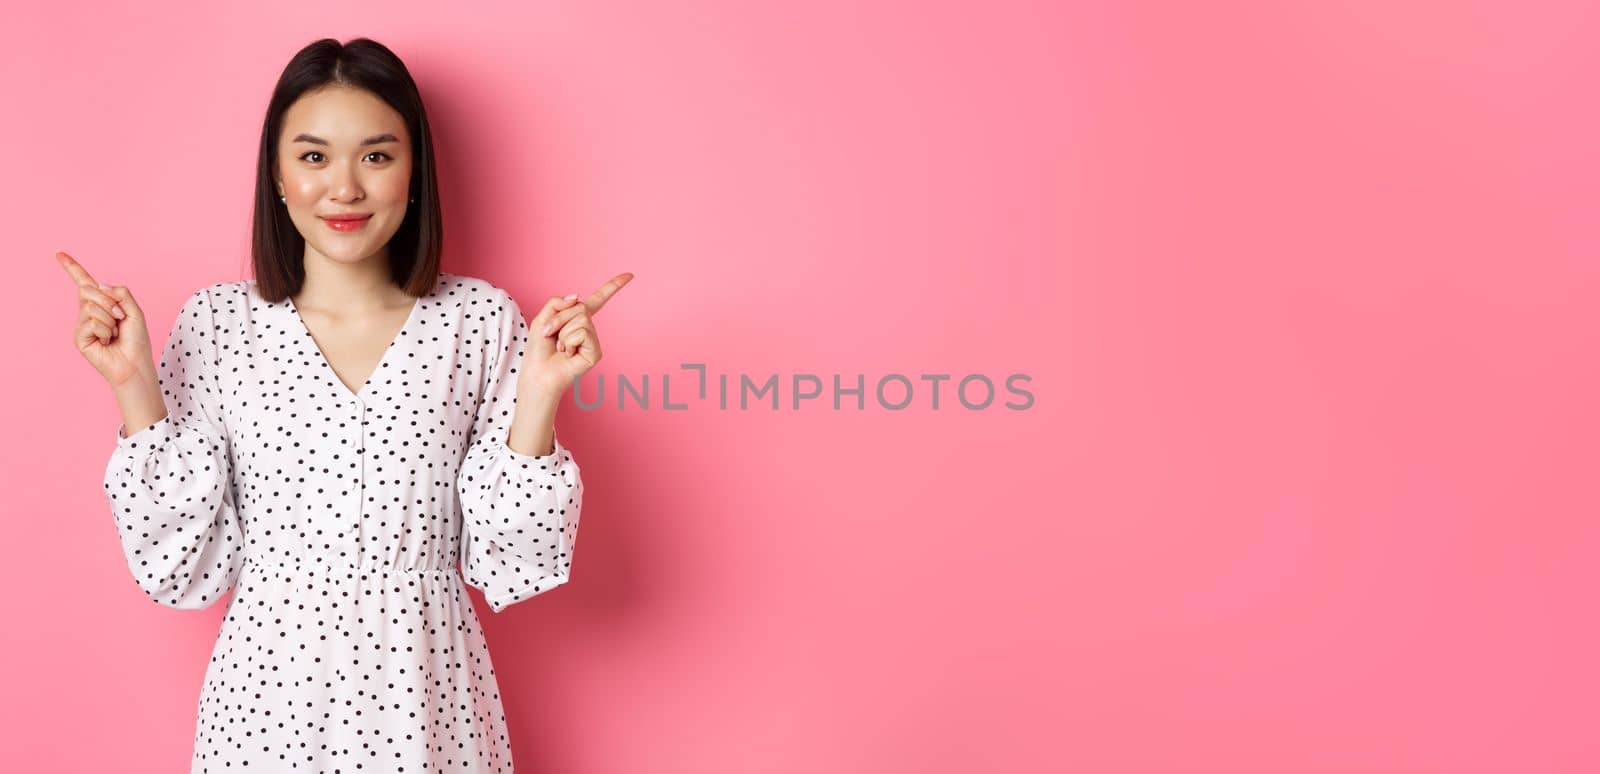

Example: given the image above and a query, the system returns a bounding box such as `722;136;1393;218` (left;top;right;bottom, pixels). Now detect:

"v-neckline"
286;290;423;402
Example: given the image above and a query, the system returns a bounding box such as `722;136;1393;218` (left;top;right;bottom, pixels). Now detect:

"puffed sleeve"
102;286;244;611
457;290;584;613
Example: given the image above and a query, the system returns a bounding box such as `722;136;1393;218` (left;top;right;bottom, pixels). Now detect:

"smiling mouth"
321;215;372;232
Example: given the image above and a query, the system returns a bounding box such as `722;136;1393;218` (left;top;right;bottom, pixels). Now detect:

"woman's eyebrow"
290;133;399;146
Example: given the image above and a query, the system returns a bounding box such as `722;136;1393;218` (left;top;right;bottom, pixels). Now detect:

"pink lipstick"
320;214;372;232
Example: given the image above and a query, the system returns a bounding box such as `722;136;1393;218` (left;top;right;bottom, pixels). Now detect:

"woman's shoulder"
185;278;255;305
169;280;249;318
435;271;522;315
436;271;508;298
189;280;256;328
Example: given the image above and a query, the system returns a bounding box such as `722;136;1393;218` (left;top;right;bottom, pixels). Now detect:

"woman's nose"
329;166;364;202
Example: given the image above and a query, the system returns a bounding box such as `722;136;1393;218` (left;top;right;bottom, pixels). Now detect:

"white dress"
102;271;583;772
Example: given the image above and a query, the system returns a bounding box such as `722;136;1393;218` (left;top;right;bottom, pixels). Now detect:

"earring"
280;195;287;204
410;197;417;203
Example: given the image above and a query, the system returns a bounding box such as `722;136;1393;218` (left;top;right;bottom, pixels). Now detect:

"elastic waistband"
241;555;458;578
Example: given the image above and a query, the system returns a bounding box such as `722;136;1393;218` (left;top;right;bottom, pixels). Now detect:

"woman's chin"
308;244;381;264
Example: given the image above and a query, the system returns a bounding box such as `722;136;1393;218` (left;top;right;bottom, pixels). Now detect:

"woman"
59;37;629;771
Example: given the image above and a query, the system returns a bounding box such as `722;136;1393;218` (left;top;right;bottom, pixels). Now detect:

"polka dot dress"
102;272;583;772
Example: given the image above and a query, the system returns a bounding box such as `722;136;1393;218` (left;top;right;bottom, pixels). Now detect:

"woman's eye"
299;151;324;163
365;152;392;163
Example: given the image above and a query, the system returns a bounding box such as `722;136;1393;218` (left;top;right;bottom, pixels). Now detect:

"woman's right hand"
56;251;155;389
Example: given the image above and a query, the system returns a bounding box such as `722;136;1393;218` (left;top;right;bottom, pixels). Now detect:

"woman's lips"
321;215;372;233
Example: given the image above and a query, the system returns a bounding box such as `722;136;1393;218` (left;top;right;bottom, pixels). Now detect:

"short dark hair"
251;38;442;302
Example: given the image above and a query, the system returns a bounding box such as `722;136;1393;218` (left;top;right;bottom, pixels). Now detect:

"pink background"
3;1;1597;771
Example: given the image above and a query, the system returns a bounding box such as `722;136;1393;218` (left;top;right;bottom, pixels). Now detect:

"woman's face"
275;86;413;267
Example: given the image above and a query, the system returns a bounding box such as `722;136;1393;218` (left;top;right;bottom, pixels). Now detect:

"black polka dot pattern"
102;272;584;771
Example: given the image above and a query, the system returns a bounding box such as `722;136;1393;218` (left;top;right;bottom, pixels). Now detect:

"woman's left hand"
521;272;634;400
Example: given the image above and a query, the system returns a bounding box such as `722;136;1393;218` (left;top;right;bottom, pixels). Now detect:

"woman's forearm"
505;391;561;457
113;368;169;437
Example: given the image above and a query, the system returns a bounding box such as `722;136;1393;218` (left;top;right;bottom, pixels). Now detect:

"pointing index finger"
56;251;100;288
583;272;634;314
